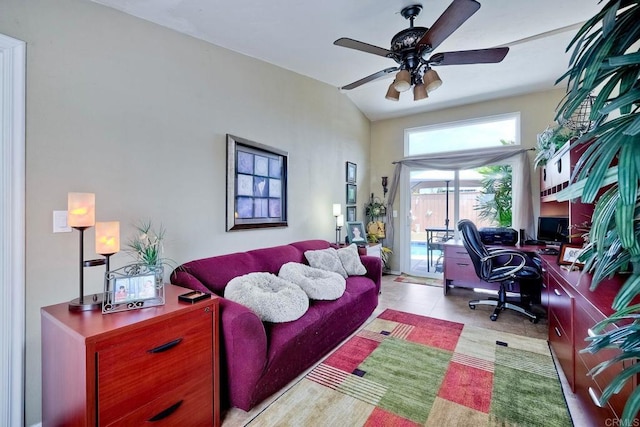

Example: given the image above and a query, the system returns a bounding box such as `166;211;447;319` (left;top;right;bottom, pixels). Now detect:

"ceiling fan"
334;0;509;101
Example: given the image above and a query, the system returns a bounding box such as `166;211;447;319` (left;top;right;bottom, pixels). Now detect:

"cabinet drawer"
106;376;213;426
549;312;575;391
98;308;213;425
575;353;622;423
547;274;574;338
444;257;477;281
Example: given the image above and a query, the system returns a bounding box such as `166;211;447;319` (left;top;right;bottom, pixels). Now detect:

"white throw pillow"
224;272;309;323
336;244;367;276
304;248;348;278
279;262;346;300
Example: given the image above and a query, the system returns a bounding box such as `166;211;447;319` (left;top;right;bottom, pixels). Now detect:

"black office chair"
457;219;541;323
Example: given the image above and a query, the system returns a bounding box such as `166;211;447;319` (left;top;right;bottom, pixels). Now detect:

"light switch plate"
53;210;72;233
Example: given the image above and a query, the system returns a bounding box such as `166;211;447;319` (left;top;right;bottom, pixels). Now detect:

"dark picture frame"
227;134;288;231
346;221;367;245
346;162;357;183
557;243;585;267
346;184;357;204
346;205;356;222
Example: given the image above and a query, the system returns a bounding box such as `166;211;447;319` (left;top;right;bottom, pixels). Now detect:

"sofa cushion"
336;244;367;276
224;272;309;323
279;262;345;300
304;248;348;278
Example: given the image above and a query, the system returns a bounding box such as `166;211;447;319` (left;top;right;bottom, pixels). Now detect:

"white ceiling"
90;0;603;121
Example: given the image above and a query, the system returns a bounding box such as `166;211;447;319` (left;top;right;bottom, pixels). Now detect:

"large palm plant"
474;164;513;227
555;0;640;422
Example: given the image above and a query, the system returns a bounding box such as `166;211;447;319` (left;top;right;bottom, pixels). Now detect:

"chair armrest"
219;298;268;410
360;255;382;294
482;250;527;278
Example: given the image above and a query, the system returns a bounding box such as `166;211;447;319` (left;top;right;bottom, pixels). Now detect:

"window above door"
405;112;520;156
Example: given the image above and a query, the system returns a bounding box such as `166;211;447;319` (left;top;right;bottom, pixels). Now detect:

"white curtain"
385;146;534;248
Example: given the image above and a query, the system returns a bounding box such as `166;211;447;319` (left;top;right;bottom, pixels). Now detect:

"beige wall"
370;89;567;270
0;1;371;424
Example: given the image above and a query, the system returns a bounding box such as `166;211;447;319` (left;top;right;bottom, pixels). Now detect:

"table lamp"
67;192;105;312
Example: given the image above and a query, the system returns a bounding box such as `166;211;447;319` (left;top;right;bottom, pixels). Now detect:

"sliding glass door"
405;168;500;277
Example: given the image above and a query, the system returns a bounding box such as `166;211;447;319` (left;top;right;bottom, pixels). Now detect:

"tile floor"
222;274;586;426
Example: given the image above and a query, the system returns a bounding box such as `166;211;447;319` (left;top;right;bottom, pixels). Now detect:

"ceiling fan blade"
428;47;509;65
334;37;394;58
417;0;481;52
340;67;398;90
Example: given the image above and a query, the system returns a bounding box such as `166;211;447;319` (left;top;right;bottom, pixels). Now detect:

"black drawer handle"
148;400;183;422
554;327;562;337
148;338;183;354
456;263;469;267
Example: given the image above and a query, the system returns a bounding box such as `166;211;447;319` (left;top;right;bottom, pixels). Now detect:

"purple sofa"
170;239;381;411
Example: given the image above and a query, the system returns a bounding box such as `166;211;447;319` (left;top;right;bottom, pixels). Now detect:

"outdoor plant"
474;164;513;227
555;0;640;422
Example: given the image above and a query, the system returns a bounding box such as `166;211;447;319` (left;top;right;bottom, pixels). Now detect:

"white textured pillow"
336;244;367;276
304;248;348;278
224;272;309;323
279;262;346;300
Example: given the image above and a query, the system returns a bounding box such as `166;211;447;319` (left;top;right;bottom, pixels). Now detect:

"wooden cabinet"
546;267;575;390
539;256;634;425
41;285;220;427
365;243;382;258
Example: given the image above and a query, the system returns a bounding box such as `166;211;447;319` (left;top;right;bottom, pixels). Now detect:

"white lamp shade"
385;83;400;101
95;221;120;255
67;192;95;227
393;70;411;92
337;214;344;227
333;204;341;216
423;69;442;93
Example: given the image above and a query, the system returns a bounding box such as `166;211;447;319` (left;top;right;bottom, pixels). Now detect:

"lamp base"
68;293;103;312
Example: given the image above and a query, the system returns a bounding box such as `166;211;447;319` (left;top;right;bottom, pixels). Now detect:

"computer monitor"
537;216;569;244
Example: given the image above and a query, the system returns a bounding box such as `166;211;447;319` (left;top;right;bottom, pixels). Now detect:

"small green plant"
534;125;579;168
126;220;173;268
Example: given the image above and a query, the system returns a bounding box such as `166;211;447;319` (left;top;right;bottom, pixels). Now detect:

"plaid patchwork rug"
247;309;571;426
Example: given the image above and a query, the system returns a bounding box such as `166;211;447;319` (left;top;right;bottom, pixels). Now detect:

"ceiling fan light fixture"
385;82;400;101
423;69;442;93
393;70;412;92
413;82;428;101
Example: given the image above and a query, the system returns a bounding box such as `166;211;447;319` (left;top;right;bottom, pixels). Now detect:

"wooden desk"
443;239;542;295
443;238;633;424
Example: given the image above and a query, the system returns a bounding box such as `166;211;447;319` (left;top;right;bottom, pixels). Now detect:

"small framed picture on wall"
346;206;356;222
346;184;357;204
346;162;357;183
